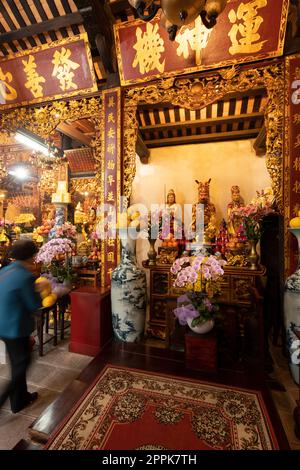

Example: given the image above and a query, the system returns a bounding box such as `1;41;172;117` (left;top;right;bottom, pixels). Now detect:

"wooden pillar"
100;88;121;286
285;54;300;275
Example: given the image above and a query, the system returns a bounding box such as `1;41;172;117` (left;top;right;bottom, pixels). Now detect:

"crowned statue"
191;178;216;243
227;185;244;239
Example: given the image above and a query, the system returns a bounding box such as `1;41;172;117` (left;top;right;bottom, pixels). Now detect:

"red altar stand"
185;330;218;373
70;287;112;356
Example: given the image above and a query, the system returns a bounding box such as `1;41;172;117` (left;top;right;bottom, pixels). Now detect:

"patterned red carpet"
45;365;279;450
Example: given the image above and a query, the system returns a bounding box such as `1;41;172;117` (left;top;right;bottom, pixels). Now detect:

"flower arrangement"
230;198;274;241
14;213;36;225
36;238;75;283
0;219;14;243
171;254;226;328
54;222;77;241
14;213;36;233
36;238;75;265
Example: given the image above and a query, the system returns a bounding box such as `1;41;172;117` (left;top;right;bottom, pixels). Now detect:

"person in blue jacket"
0;240;42;413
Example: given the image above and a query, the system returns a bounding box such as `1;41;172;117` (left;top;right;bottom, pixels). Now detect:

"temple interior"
0;0;299;454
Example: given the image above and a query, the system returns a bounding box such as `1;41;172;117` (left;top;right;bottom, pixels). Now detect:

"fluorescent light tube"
15;130;49;156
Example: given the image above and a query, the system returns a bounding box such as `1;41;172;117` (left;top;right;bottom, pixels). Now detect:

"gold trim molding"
70;177;98;195
0;97;102;139
0;96;103;198
123;62;285;212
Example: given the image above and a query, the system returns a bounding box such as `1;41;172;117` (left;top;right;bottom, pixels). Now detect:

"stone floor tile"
0;410;33;450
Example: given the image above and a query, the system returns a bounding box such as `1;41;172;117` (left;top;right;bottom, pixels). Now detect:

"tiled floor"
269;344;300;450
0;335;299;450
0;334;92;450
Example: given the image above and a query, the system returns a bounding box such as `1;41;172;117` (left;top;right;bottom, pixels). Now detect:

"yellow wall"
131;139;271;267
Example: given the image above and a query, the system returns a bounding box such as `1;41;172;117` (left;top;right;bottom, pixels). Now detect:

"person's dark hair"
10;240;38;261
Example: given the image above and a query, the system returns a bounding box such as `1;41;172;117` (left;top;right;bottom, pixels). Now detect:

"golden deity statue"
74;202;87;225
227;185;244;238
192;178;216;242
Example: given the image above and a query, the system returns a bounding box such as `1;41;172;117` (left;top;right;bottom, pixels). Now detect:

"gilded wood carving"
0;96;103;197
123;63;284;212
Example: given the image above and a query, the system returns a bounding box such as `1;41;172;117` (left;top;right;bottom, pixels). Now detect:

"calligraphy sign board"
101;88;121;287
115;0;289;86
285;54;300;274
0;33;97;109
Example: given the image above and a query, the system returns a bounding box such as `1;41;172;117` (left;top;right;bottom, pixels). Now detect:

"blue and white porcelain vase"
49;203;67;239
284;228;300;384
111;236;147;342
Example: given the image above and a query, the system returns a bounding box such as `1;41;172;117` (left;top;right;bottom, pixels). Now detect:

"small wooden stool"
185;330;218;373
36;304;58;356
57;294;71;340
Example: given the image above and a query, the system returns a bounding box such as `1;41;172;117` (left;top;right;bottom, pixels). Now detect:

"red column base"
70;287;112;357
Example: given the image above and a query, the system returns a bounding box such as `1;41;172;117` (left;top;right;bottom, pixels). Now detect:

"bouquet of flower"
171;254;226;328
36;238;75;283
14;213;36;233
36;238;75;265
230;199;274;241
54;222;77;241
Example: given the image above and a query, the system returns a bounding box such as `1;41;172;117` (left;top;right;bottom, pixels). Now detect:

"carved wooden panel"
152;272;169;295
152;299;167;322
231;276;255;304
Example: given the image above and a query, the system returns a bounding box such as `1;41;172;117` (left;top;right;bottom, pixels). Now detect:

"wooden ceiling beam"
0;8;91;44
75;0;118;76
57;123;92;147
140;112;264;132
136;131;150;164
253;125;266;156
144;129;260;147
110;0;135;15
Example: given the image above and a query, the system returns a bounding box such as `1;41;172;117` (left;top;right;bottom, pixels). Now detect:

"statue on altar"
192;178;216;243
74;202;87;225
227;185;244;240
161;189;182;246
215;219;229;256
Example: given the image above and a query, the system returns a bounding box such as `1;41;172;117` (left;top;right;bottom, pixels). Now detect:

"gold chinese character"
294;157;300;172
175;17;212;65
107;174;115;186
295;135;300;148
107;238;115;247
22;55;46;99
107;160;115;170
107;268;113;278
293;114;300;125
0;67;17;101
108;127;116;139
107;220;115;232
107;191;115;202
52;47;80;91
107;113;115;124
108;96;115;108
107;143;115;155
107;251;115;263
228;0;267;55
293;181;300;193
295;68;300;81
133;22;165;74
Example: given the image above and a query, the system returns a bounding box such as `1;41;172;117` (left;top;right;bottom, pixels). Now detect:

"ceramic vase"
111;237;147;342
248;239;259;270
284;228;300;384
186;318;214;334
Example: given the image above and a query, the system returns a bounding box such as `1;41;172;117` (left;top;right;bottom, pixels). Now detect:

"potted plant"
171;254;226;333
